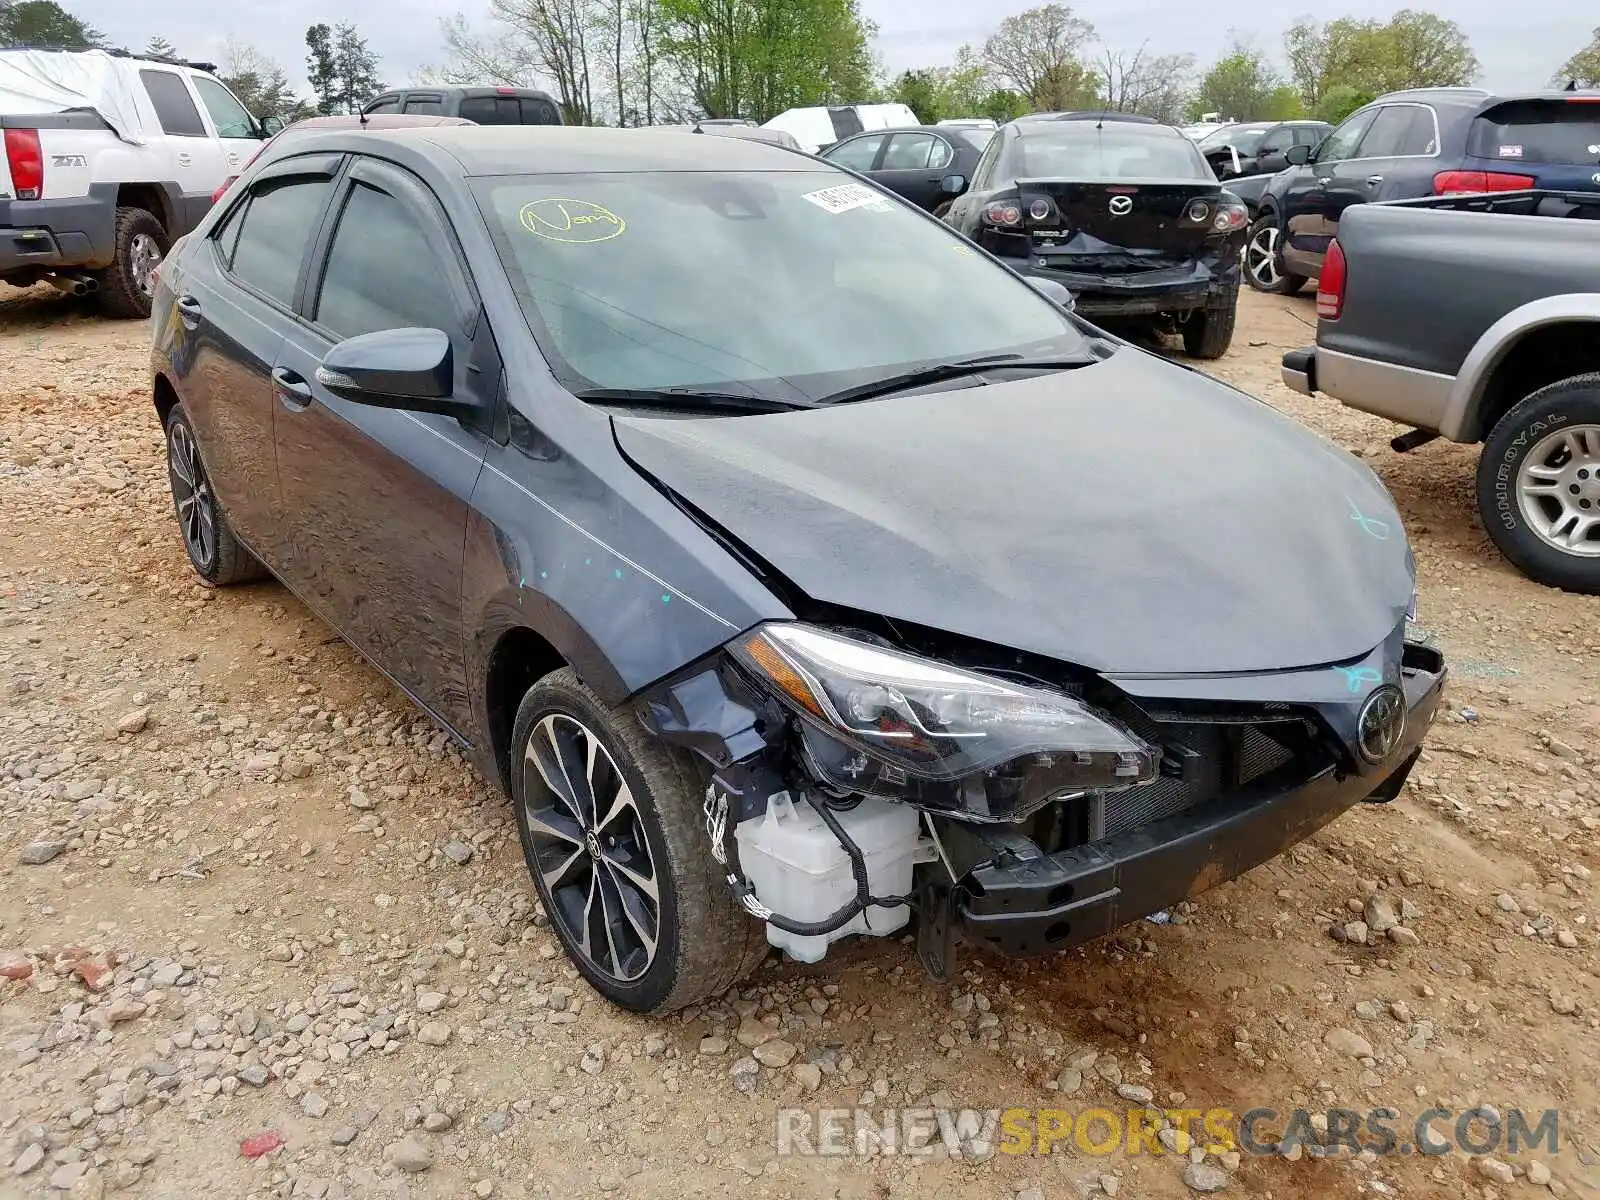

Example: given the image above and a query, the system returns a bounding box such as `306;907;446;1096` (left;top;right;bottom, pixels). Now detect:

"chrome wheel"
522;714;660;982
1516;424;1600;557
167;421;216;568
130;233;163;297
1245;225;1281;289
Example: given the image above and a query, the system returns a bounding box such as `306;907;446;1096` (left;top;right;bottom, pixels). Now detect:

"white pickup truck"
1;48;273;317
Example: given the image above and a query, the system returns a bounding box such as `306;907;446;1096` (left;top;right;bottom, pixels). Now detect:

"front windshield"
1198;125;1269;154
474;171;1085;403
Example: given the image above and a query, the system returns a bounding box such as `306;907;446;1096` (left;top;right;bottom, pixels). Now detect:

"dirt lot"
1;283;1597;1200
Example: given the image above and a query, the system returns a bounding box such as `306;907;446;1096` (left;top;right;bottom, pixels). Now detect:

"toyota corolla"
149;126;1445;1014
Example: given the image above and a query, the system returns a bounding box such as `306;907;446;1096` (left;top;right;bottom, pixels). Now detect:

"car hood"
612;347;1414;676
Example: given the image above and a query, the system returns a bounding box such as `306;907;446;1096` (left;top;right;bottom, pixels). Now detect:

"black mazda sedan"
150;126;1445;1014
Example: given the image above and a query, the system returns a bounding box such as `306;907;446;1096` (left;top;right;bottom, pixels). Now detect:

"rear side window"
1469;101;1600;166
523;98;560;125
1294;125;1328;147
139;70;207;137
1356;105;1437;158
459;96;520;125
225;178;333;306
315;183;459;338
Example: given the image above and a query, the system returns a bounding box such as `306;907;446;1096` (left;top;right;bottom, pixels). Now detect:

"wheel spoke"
593;869;626;975
577;868;600;962
595;779;635;834
604;861;659;962
524;801;584;848
528;719;585;822
538;842;588;892
600;844;658;905
1524;462;1564;482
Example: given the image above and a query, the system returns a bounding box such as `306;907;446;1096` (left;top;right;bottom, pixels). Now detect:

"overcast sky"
71;0;1589;99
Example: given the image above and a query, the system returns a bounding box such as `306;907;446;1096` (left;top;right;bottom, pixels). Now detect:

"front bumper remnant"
951;651;1445;958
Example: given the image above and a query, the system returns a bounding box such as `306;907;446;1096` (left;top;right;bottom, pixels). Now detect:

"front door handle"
272;366;313;410
1366;175;1384;187
175;294;202;329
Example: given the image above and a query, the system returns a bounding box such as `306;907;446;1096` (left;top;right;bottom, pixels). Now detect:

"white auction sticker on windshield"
801;183;887;214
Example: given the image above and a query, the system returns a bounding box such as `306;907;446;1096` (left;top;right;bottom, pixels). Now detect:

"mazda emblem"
1355;685;1406;765
1108;195;1133;216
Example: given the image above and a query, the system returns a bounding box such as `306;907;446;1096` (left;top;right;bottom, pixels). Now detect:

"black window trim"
882;130;955;171
209;152;346;316
296;155;480;343
1345;102;1441;162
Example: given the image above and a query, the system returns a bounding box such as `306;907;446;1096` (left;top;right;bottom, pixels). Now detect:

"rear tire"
1475;375;1600;594
510;669;766;1014
163;405;268;587
96;207;168;320
932;200;953;219
1182;281;1239;360
1243;216;1306;296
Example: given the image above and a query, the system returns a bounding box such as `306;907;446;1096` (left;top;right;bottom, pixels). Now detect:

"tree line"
3;0;1599;130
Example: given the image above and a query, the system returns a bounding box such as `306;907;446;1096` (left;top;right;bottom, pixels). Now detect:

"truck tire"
1182;280;1239;360
510;668;767;1014
1243;216;1306;296
95;207;169;320
1476;374;1600;595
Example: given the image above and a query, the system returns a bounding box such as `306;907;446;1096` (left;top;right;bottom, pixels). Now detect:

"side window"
1259;128;1294;153
1355;105;1435;158
1294;125;1324;147
970;134;1003;188
881;133;937;170
825;133;885;171
1316;108;1378;162
366;98;401;115
211;197;247;265
314;182;461;339
522;98;560;125
404;96;444;115
459;96;511;125
192;76;257;139
928;137;953;170
139;69;207;138
227;177;333;306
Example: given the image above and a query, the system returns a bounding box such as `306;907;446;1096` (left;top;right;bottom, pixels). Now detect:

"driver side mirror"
1026;277;1075;310
315;328;475;419
260;115;287;138
939;174;967;195
1284;144;1311;166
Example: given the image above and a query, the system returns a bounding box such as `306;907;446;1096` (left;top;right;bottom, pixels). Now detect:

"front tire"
1476;375;1600;594
1181;280;1239;360
164;405;267;587
96;207;168;320
511;668;765;1014
1243;216;1306;296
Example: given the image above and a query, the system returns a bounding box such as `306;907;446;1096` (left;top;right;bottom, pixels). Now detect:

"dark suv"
362;87;563;126
1245;87;1600;293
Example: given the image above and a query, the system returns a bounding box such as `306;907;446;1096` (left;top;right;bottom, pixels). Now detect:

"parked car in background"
649;123;802;150
942;114;1249;357
820;124;988;214
361;86;562;126
1;46;268;316
937;117;997;133
697;117;755;127
150;124;1443;1015
211;114;474;204
1196;120;1332;181
1282;188;1600;592
760;103;917;153
1245;87;1600;294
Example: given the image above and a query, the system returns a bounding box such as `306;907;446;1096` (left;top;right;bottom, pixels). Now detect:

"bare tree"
428;2;595;124
982;3;1096;108
1095;41;1196;123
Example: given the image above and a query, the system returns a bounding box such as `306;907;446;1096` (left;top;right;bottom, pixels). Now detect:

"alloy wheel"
1516;423;1600;557
1245;225;1281;289
167;421;217;568
131;233;164;298
522;713;661;982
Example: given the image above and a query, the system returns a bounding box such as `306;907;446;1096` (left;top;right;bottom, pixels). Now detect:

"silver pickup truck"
1282;189;1600;594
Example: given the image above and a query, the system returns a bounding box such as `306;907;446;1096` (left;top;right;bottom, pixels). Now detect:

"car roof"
323;125;818;175
1053;111;1162;125
286;114;474;132
1017;116;1182;138
839;123;979;142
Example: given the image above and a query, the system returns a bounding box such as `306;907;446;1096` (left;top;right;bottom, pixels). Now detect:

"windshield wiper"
815;353;1098;407
573;387;808;414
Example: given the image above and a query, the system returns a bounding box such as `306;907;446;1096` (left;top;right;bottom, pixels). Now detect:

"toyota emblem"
1355;685;1406;765
1108;195;1133;216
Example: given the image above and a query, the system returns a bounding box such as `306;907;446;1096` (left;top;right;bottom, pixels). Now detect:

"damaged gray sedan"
149;125;1446;1014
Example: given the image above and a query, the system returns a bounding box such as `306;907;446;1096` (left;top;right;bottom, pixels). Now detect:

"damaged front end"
640;620;1448;981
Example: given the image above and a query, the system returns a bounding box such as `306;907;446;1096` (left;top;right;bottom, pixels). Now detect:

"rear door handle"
175;294;202;329
272;366;313;409
1366;175;1384;187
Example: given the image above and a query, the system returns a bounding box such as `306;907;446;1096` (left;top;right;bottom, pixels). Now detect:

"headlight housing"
731;623;1158;823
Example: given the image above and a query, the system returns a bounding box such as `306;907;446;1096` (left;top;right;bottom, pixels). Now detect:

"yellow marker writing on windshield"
518;198;626;243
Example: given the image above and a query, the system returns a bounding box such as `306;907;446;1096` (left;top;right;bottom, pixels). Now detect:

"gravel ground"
1;283;1597;1200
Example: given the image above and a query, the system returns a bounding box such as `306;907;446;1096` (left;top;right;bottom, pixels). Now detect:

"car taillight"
1317;238;1346;320
983;199;1023;227
1211;202;1249;233
211;176;236;205
1432;170;1536;195
4;128;44;200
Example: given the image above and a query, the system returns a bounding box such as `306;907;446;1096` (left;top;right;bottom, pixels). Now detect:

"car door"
1282;106;1379;259
189;74;267;183
170;156;341;555
136;67;228;231
822;132;888;175
402;92;446;116
1327;102;1439;211
873;132;956;210
272;157;493;731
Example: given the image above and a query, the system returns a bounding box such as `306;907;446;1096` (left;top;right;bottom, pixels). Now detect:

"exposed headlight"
731;623;1158;822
